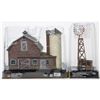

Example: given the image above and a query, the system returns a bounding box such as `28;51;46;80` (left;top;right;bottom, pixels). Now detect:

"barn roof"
40;52;56;58
7;31;43;51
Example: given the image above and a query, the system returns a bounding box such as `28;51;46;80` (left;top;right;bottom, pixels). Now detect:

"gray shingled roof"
7;31;43;51
23;31;43;51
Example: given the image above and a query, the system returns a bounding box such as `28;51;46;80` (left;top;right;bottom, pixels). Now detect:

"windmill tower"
73;24;93;70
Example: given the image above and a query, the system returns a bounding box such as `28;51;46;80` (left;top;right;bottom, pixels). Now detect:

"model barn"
7;31;56;70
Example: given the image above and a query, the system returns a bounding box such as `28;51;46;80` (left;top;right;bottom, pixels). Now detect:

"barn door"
18;58;30;69
40;59;46;69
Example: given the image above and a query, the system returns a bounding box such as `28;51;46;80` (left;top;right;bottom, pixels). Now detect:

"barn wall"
8;37;41;69
8;37;56;70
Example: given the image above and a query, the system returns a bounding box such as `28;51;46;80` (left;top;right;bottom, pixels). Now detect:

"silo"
46;28;62;69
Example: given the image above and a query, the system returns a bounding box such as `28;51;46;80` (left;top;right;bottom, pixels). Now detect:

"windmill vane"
73;24;85;36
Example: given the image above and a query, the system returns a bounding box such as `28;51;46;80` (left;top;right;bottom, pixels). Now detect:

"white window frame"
32;59;38;65
10;59;16;65
21;39;28;51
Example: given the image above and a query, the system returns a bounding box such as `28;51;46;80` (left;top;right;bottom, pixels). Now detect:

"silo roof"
46;28;62;35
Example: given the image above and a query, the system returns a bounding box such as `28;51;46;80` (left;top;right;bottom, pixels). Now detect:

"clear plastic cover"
3;22;99;78
69;23;99;71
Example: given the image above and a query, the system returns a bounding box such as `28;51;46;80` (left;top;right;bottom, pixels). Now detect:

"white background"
0;0;100;100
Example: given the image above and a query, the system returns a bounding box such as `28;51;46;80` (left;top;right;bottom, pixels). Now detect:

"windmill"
73;24;93;70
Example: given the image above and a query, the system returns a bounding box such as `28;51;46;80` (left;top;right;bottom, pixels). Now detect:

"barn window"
46;60;49;65
21;39;28;51
32;59;38;65
10;59;16;65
